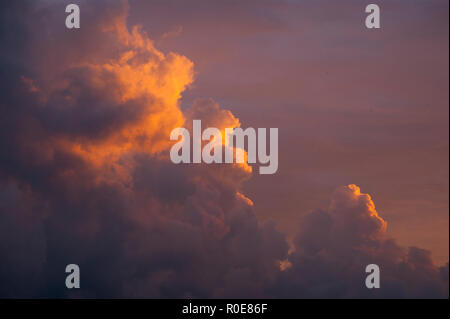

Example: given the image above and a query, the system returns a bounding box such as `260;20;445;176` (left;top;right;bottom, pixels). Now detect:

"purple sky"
128;0;449;264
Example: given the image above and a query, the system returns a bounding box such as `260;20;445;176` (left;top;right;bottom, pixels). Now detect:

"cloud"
0;0;447;298
273;185;448;298
0;0;286;298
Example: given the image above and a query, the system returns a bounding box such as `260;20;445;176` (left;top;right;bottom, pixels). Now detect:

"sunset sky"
0;0;448;298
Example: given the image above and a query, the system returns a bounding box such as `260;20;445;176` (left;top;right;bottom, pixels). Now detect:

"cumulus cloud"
0;0;286;298
273;185;448;298
0;0;447;298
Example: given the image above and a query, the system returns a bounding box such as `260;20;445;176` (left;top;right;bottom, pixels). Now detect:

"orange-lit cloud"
66;24;194;165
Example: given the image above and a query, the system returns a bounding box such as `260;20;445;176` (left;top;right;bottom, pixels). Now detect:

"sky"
0;0;448;298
